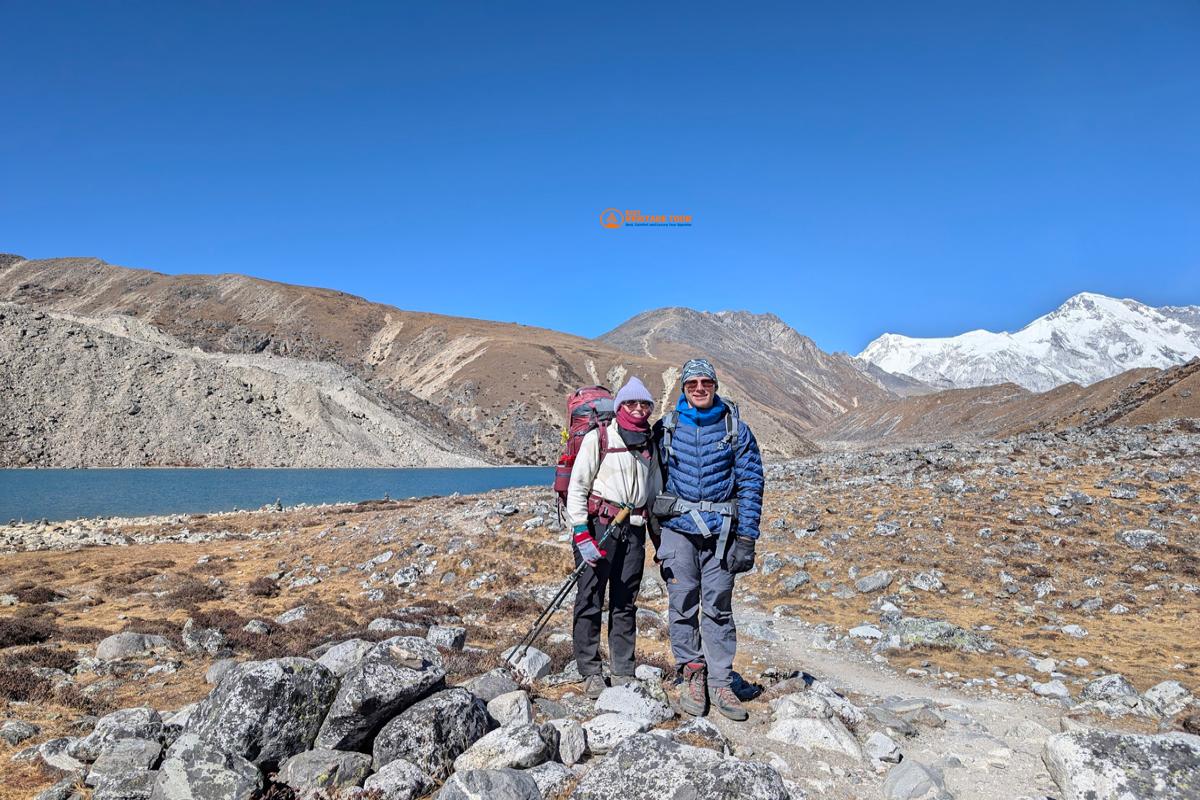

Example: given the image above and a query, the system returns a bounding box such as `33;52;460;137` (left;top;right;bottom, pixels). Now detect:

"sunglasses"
622;400;653;409
683;379;715;390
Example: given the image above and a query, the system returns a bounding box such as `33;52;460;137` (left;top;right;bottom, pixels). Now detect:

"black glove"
725;535;756;574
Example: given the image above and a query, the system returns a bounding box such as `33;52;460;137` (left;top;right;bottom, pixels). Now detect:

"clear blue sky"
3;2;1198;353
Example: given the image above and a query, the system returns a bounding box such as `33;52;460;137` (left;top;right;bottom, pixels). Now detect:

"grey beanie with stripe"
680;357;717;386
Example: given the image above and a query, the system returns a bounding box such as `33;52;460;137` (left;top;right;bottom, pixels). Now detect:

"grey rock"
782;570;812;591
185;658;338;768
673;717;731;753
500;645;552;683
38;737;87;773
1061;624;1088;638
87;739;162;787
315;638;373;678
766;715;862;759
534;697;571;720
242;620;269;635
151;733;261;800
96;633;171;661
438;768;541;800
71;708;163;762
1044;729;1200;800
1116;529;1167;550
866;731;902;763
571;733;790;800
276;749;372;793
595;683;673;724
1144;680;1194;718
35;776;86;800
373;687;491;780
883;759;951;799
527;760;574;797
910;572;944;592
362;757;436;800
582;714;651;755
1083;674;1140;706
452;722;558;772
426;624;467;650
855;570;893;594
0;719;39;746
548;718;587;766
461;668;520;702
488;690;534;727
849;625;883;639
883;617;993;653
1031;679;1071;700
315;636;445;752
204;659;238;686
93;770;157;800
181;619;226;655
273;605;308;625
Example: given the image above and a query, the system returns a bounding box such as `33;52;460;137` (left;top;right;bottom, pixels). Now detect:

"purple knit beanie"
614;377;654;408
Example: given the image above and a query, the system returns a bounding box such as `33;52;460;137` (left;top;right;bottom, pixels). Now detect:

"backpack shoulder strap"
661;410;679;462
723;401;739;446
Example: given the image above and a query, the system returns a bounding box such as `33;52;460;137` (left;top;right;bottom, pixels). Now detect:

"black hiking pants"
572;520;645;678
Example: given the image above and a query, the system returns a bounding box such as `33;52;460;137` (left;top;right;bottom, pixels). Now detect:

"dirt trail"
704;603;1067;799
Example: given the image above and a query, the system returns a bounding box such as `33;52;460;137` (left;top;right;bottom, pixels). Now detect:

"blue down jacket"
654;398;764;540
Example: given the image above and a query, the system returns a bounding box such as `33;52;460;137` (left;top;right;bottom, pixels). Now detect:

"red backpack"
553;385;615;519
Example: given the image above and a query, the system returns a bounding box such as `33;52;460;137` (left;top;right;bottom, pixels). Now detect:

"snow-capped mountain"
858;292;1200;392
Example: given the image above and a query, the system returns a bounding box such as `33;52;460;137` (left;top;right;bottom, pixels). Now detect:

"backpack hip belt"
587;494;647;523
652;494;737;557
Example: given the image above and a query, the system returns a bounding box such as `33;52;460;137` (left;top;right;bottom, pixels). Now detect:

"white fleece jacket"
566;420;660;528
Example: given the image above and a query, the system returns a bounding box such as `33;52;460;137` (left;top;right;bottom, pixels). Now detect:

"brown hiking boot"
674;662;708;716
712;685;749;721
583;674;608;699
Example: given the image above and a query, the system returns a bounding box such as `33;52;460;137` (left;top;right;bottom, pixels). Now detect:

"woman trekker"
566;377;660;698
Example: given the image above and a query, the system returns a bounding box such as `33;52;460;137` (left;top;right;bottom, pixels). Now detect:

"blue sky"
3;2;1198;353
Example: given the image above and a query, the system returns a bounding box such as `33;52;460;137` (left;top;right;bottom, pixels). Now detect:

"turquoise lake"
0;467;555;523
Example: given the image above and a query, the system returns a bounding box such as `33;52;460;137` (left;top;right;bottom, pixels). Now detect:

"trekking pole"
505;506;632;667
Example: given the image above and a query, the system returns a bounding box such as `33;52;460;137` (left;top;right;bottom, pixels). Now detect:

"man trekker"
651;358;764;721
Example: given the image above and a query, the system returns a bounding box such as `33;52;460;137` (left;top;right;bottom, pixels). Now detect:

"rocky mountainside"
0;302;487;468
859;292;1200;392
815;358;1200;447
0;256;829;466
599;308;919;424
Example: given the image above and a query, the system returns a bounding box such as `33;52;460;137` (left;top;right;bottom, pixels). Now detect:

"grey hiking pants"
572;520;645;678
657;526;737;688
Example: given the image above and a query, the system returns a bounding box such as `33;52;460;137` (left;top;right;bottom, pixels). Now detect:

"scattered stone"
185;658;338;768
460;668;520;702
315;636;445;751
315;638;373;677
85;739;162;788
452;722;558;772
0;720;40;746
361;757;436;800
883;759;951;800
373;687;490;779
242;620;270;635
153;733;261;800
882;617;994;653
673;717;731;753
1061;624;1088;638
855;570;893;593
1032;679;1071;700
276;748;373;794
783;571;812;591
500;646;552;683
488;690;534;727
273;606;308;625
71;707;163;762
1083;674;1140;707
849;625;883;640
548;718;587;766
182;618;227;655
1144;681;1194;718
96;632;171;661
571;733;791;800
595;682;674;724
1116;529;1167;550
582;713;652;755
426;624;467;650
909;572;944;592
205;659;238;686
438;768;541;800
1044;729;1200;800
866;731;902;763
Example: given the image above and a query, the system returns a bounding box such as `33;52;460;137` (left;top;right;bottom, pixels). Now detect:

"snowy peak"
859;292;1200;392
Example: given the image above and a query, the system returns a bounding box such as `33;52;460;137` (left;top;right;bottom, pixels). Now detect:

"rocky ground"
0;421;1198;799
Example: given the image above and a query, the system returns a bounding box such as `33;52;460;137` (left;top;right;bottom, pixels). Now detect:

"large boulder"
315;637;445;751
582;713;650;755
452;723;558;772
570;733;790;800
86;739;162;788
70;708;164;762
184;658;337;769
767;690;863;759
880;617;993;654
1043;729;1200;800
151;733;261;800
275;749;372;794
438;768;541;800
460;668;520;702
373;687;491;779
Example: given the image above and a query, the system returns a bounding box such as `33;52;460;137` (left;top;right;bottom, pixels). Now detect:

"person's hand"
573;524;606;566
725;535;756;574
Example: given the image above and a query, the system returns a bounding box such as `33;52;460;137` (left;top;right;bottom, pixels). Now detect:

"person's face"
621;400;652;420
683;378;716;409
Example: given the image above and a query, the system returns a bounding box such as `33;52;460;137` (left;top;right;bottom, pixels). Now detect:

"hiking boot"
609;674;637;687
583;674;608;699
674;662;708;716
712;685;749;721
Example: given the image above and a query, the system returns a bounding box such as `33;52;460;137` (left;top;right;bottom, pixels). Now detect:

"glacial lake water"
0;467;555;523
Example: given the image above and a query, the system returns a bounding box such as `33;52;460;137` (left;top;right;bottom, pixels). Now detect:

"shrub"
0;617;56;648
1;645;76;672
247;577;279;597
